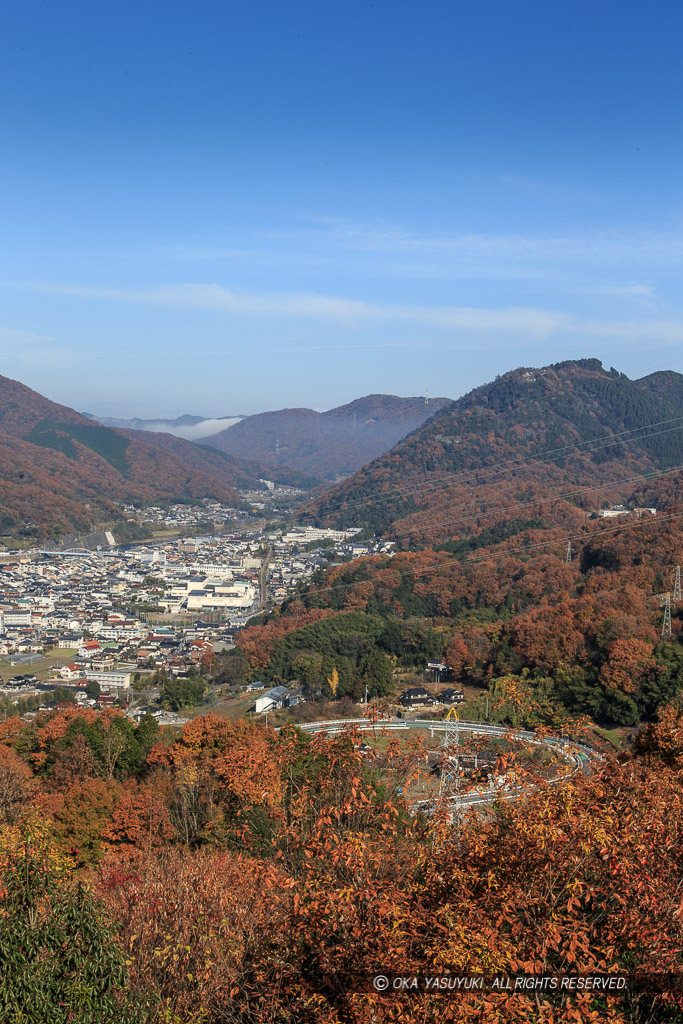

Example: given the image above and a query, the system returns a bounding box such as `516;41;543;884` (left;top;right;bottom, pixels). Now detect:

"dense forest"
0;374;313;539
306;360;683;546
237;510;683;727
1;700;683;1021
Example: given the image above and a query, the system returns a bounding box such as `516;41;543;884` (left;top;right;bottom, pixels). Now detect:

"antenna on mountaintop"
674;566;681;602
425;388;429;405
662;593;672;638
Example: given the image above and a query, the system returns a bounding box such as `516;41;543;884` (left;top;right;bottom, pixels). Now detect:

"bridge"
39;548;97;558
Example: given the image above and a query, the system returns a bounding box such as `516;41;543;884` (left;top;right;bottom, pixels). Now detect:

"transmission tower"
442;706;460;749
275;438;280;454
566;539;572;563
437;709;462;827
674;566;681;602
662;593;672;638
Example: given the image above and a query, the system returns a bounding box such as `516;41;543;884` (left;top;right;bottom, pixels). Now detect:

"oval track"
296;717;602;812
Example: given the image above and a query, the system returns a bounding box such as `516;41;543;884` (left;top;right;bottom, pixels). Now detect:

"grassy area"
591;725;627;750
0;538;36;552
0;649;79;683
182;692;255;723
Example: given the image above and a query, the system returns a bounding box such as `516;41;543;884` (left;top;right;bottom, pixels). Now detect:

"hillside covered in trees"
4;359;683;1020
306;359;683;547
0;375;313;539
1;700;683;1022
202;393;452;479
239;510;683;727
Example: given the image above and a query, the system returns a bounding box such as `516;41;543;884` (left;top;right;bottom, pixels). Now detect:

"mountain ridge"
200;393;453;479
305;359;683;545
0;374;313;539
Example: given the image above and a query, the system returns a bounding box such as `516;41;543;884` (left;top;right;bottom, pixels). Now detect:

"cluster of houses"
0;514;389;719
396;685;465;711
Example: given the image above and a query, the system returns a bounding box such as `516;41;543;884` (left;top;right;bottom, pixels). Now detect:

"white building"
185;579;257;612
186;563;235;578
281;527;361;545
84;670;132;690
255;685;291;714
4;610;33;627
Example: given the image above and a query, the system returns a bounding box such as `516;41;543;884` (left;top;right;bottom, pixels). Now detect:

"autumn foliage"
0;699;682;1021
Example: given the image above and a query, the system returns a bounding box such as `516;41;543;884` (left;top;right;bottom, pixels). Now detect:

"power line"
395;460;683;542
283;504;683;603
299;413;683;521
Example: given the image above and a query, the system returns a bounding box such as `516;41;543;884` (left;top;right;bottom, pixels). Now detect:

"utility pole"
674;566;681;603
662;593;672;638
566;540;572;563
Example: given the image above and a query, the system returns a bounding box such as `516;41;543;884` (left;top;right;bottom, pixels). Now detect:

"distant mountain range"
83;412;244;440
306;359;683;546
0;375;313;540
198;394;453;479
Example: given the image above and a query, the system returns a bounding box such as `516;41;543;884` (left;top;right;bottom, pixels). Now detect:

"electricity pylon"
662;593;672;638
566;540;572;563
442;706;460;749
439;709;460;794
674;566;681;602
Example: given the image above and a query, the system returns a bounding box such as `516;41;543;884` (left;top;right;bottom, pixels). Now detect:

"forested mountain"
234;358;683;730
306;359;683;546
637;368;683;407
0;375;312;539
238;510;683;726
201;393;452;479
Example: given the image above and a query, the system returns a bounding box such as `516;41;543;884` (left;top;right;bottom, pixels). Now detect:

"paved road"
299;717;602;813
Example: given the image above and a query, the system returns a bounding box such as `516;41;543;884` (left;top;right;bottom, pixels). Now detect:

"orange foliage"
600;638;656;693
0;745;38;823
102;782;173;854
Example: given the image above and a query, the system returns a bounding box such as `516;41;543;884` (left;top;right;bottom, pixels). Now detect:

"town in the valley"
0;491;400;727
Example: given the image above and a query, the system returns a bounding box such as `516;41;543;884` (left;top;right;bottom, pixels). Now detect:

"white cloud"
11;280;683;352
14;281;570;337
274;220;683;267
0;325;54;345
572;318;683;343
573;283;656;299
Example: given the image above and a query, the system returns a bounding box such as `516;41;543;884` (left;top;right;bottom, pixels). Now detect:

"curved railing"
295;716;602;812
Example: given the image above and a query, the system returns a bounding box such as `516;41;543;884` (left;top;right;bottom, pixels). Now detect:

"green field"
0;648;79;683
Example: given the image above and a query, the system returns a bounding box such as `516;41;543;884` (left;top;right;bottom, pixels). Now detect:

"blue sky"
2;0;683;416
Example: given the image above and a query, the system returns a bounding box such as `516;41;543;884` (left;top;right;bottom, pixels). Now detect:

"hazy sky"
2;0;683;416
